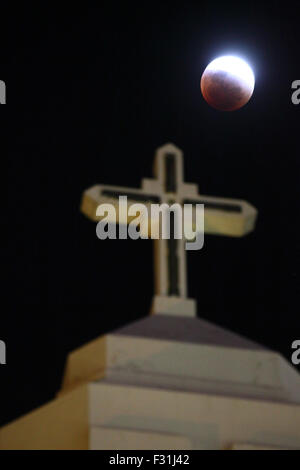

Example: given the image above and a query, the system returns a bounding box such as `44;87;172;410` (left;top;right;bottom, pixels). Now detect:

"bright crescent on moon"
205;56;255;93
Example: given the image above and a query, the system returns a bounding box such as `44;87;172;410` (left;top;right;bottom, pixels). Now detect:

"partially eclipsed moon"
201;56;255;111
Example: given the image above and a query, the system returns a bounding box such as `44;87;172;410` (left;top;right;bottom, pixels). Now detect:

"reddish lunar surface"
200;56;255;111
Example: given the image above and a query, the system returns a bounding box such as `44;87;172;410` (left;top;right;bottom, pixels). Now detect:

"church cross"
81;143;257;317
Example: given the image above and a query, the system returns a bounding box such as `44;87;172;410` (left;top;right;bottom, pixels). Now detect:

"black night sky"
1;2;300;426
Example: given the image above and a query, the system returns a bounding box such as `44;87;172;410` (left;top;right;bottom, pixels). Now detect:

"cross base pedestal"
150;295;196;317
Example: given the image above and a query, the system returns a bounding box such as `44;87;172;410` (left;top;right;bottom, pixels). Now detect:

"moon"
200;56;255;111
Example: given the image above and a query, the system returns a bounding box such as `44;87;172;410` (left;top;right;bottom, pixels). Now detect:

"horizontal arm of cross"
81;184;161;227
81;184;257;238
183;194;257;237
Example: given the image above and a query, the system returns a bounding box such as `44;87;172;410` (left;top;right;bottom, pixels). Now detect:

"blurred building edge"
1;314;300;450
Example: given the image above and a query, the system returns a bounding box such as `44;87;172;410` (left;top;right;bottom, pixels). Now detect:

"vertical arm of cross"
144;143;197;317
